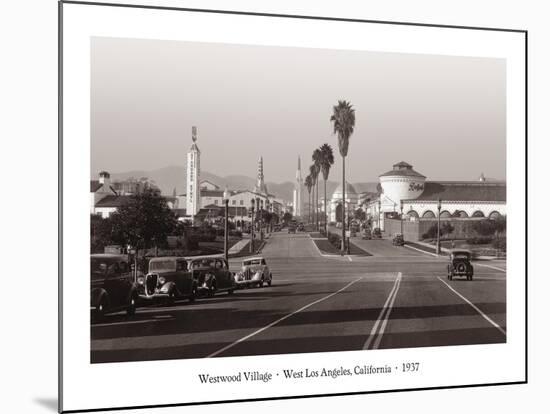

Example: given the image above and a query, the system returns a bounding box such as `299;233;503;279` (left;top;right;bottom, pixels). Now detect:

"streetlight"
436;198;442;255
223;187;230;264
400;199;404;236
377;199;382;230
250;198;255;254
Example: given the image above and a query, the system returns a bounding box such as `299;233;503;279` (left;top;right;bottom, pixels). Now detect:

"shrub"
466;236;493;245
328;232;342;249
492;237;506;251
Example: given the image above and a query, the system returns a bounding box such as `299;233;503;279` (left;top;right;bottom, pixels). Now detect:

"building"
328;182;360;223
186;126;201;219
365;161;506;231
90;171;117;215
292;156;303;218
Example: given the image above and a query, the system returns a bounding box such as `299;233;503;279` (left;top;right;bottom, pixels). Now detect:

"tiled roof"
95;195;132;208
408;181;506;202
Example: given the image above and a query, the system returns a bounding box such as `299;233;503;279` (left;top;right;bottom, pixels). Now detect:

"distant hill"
105;166;378;202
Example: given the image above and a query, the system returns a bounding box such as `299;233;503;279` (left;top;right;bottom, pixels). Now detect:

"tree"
305;175;313;224
311;150;322;231
282;212;293;225
108;187;178;257
318;143;335;236
330;100;356;254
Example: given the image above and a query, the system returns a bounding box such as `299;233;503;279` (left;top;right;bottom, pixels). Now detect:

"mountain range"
106;166;378;202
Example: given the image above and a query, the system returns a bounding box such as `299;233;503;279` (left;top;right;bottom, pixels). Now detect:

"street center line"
476;263;506;273
373;272;402;349
363;272;401;350
205;277;363;358
437;277;506;336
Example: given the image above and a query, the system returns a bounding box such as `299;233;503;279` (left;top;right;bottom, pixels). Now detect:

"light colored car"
234;257;272;288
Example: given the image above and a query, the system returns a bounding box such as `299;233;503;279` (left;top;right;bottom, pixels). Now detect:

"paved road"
91;232;506;363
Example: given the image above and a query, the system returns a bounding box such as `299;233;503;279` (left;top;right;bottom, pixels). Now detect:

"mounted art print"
59;1;527;412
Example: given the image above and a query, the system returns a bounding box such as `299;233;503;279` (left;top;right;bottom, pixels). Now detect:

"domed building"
329;181;360;223
365;161;506;236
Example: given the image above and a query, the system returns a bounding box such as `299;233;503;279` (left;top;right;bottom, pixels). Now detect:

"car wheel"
166;289;176;306
209;281;217;297
258;277;264;288
449;273;453;281
126;294;137;316
189;285;197;303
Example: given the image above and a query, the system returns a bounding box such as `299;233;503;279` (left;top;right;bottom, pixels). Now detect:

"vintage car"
139;256;198;305
447;249;474;281
188;256;236;296
90;254;140;320
297;223;305;232
362;227;372;240
392;233;405;246
234;257;273;288
372;227;382;239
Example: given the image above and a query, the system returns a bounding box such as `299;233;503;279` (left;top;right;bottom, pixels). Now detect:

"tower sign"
186;126;201;219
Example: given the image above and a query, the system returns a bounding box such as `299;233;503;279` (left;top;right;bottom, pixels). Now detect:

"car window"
245;259;262;266
91;258;109;280
215;260;223;269
176;261;187;271
149;260;176;272
261;259;266;265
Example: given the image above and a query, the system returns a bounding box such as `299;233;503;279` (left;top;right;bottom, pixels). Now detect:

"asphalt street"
91;232;506;363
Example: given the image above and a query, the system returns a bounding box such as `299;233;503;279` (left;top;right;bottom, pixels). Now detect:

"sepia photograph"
89;36;508;364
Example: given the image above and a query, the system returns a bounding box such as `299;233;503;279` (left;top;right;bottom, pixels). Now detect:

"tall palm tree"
330;100;356;254
309;163;319;230
319;143;335;236
312;149;322;231
305;175;313;225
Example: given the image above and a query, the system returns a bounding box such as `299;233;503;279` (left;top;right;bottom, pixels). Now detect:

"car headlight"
137;276;144;285
158;276;166;285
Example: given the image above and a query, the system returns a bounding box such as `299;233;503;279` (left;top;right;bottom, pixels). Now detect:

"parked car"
447;249;474;281
372;227;382;239
234;257;272;288
189;256;235;296
362;227;372;240
297;223;305;232
140;256;198;305
392;233;405;246
90;254;140;321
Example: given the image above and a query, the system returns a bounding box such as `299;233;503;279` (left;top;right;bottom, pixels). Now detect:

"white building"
90;171;117;216
328;182;360;223
186;126;201;219
366;161;506;230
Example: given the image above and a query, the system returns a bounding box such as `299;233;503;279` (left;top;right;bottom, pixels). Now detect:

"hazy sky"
91;37;506;183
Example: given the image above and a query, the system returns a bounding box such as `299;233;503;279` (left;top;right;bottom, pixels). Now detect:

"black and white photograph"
89;36;508;363
56;1;528;412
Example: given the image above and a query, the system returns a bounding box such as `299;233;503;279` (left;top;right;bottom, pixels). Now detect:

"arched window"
406;210;419;218
422;210;436;218
440;210;451;218
489;211;501;219
456;210;468;218
472;211;485;218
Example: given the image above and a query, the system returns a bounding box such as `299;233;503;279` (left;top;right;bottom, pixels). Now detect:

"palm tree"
330;100;356;254
309;163;319;230
312;149;322;231
319;143;335;236
305;175;313;225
